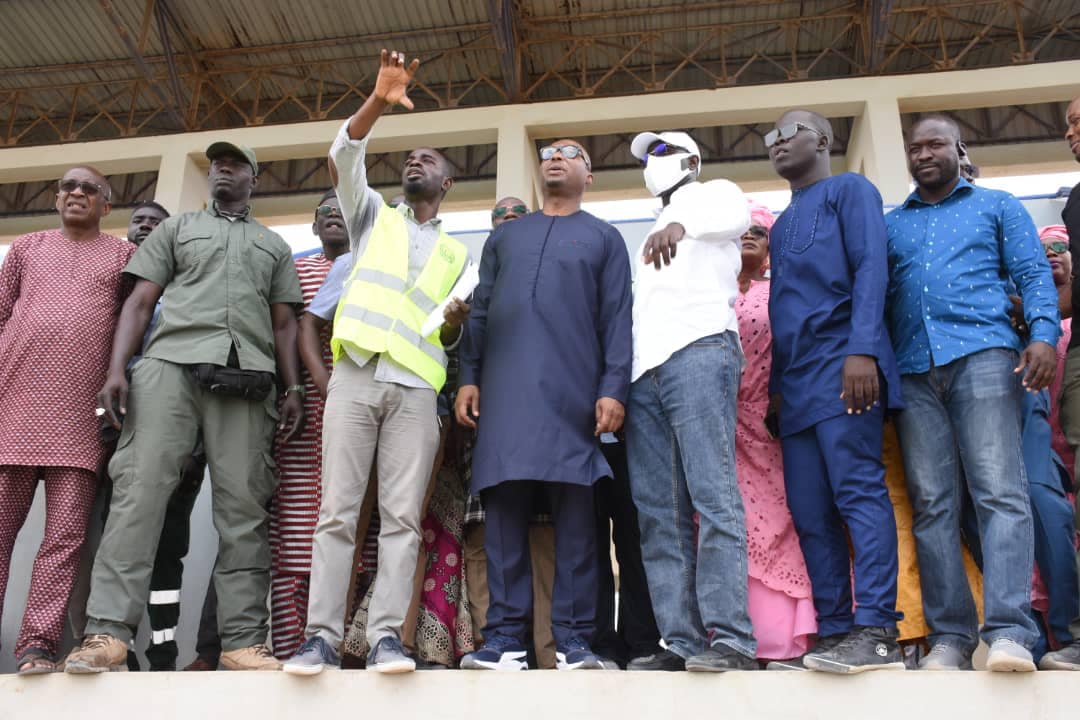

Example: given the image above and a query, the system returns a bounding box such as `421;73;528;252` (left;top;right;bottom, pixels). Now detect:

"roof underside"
1;0;1077;147
0;1;1077;215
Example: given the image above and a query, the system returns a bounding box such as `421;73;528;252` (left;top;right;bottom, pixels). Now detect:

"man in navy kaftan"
457;139;632;670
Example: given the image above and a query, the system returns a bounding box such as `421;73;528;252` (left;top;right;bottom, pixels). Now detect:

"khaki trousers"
463;522;557;668
86;359;277;649
306;357;439;648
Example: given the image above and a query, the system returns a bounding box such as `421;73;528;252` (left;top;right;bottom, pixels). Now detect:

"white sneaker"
918;643;972;671
986;639;1035;672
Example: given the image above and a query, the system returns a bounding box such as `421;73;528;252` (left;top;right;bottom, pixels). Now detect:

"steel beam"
97;0;185;130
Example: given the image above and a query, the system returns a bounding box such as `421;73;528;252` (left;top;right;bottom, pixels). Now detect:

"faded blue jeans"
626;331;755;659
895;348;1039;653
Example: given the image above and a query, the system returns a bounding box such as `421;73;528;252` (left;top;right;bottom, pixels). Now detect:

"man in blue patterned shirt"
886;114;1059;673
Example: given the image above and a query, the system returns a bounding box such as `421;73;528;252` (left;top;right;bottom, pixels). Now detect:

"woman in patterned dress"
734;202;817;662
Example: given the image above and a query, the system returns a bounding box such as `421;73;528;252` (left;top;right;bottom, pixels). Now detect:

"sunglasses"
641;142;688;163
539;145;591;170
58;179;109;199
764;122;824;148
315;204;342;218
1044;241;1069;255
492;204;528;218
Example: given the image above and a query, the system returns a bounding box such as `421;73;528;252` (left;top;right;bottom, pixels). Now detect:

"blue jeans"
1021;391;1079;645
626;331;755;659
895;348;1039;652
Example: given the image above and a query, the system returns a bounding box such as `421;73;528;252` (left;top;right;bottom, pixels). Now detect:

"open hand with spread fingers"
374;48;420;110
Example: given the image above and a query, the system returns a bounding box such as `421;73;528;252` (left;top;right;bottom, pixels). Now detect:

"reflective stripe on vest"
330;204;466;391
337;305;448;368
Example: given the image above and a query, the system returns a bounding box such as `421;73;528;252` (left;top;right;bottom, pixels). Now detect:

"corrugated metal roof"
0;0;1077;147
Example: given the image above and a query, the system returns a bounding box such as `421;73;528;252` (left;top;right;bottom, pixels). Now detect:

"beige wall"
1;60;1079;244
1;668;1079;718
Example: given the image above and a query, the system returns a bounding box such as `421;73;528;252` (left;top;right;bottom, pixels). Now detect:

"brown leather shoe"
219;644;282;671
183;656;218;671
64;634;129;674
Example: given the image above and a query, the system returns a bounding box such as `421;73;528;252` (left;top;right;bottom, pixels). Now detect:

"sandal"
17;647;56;675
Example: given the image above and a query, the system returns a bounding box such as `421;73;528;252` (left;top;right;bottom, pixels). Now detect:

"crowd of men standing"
2;49;1080;677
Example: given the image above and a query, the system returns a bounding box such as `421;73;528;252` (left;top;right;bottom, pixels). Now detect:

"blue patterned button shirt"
885;178;1059;376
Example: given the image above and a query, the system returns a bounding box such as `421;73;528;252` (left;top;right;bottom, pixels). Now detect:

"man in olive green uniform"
66;142;304;673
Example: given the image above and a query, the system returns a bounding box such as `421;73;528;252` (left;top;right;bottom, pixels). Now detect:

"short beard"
917;169;957;193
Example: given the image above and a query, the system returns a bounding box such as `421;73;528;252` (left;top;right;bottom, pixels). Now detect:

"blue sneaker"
460;633;528;671
282;636;340;676
367;636;416;674
555;635;604;670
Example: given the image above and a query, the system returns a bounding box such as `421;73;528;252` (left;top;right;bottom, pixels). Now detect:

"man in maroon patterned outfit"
0;166;134;673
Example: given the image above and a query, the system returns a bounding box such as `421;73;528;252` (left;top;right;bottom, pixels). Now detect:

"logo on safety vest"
439;245;456;264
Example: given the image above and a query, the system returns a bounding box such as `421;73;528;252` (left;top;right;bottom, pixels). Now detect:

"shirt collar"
210;201;252;221
396;201;441;227
900;176;973;209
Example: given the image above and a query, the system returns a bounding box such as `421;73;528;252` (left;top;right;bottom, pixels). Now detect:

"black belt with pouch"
189;364;274;401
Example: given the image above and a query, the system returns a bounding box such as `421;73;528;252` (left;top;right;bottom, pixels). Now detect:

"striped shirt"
270;252;334;574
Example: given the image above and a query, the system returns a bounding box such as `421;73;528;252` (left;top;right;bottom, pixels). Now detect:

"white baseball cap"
630;131;701;161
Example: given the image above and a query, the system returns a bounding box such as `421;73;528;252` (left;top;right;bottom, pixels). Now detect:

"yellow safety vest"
331;204;466;392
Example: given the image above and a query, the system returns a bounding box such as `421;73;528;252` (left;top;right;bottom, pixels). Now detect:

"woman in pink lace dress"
734;202;817;660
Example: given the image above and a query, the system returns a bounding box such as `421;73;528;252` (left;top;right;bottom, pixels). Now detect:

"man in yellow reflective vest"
283;49;470;675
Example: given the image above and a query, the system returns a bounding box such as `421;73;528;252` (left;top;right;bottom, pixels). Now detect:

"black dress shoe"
627;649;685;671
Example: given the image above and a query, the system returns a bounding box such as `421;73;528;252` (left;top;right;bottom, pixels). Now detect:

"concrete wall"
1;666;1078;719
1;59;1079;245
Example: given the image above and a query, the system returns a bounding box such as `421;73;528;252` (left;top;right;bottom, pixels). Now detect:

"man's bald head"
496;195;527;208
910;114;961;144
769;109;834;188
778;110;834;149
67;165;112;200
491;195;530;227
56;165;113;231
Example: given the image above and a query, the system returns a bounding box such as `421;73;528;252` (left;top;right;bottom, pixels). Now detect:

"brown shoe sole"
64;660;129;674
219;659;282;671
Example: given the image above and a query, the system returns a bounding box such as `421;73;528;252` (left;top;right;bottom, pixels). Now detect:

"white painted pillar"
847;96;910;205
155;148;209;215
495;118;540;211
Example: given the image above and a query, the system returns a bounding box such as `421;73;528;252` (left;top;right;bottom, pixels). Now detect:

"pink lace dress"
735;280;817;659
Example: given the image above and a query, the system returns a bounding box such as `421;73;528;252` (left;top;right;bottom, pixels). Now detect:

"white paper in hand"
420;262;480;337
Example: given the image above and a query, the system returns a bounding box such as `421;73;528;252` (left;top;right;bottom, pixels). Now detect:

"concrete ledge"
0;670;1075;719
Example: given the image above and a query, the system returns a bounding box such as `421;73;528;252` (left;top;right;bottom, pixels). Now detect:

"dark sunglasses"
642;142;688;162
1044;241;1069;255
315;204;342;218
539;145;591;170
764;122;824;148
58;179;109;199
492;204;528;218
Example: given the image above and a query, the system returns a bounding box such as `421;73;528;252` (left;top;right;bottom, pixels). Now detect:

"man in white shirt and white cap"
624;130;757;672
